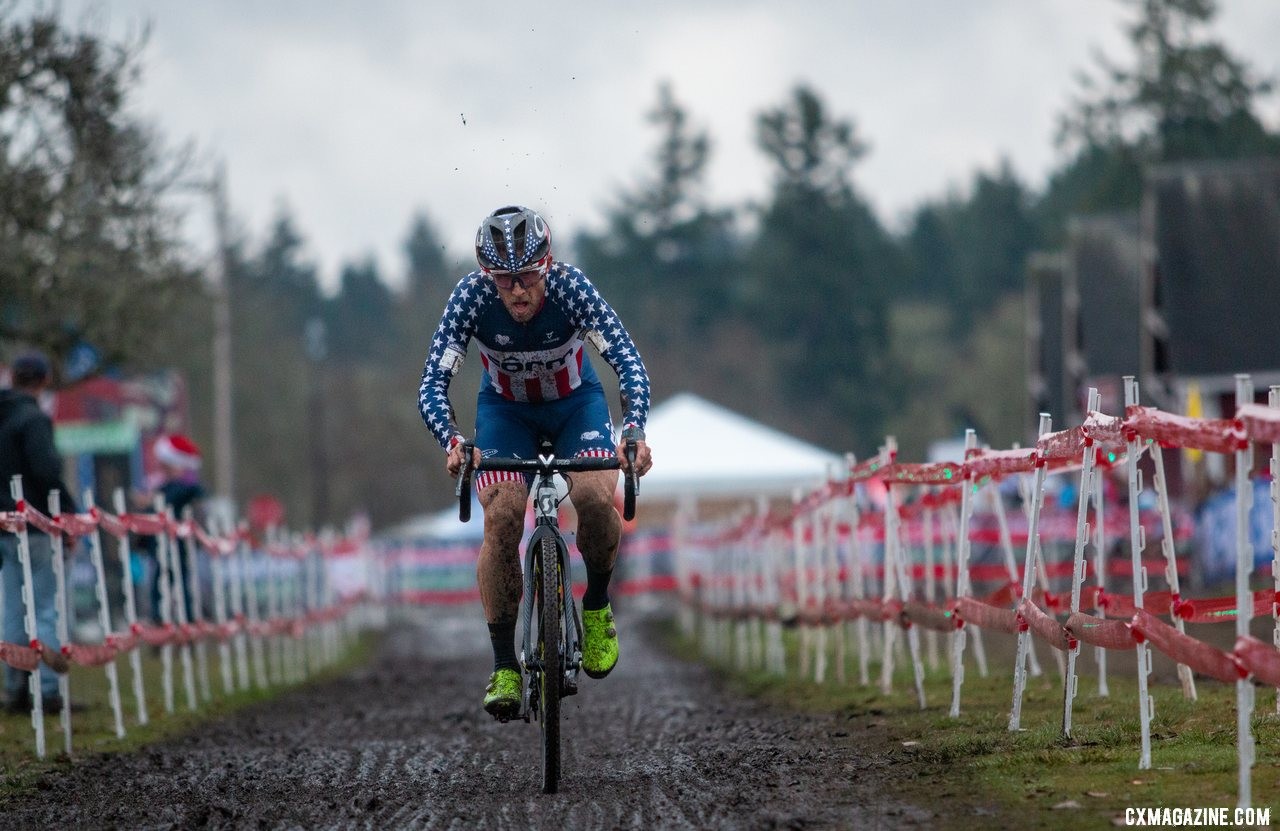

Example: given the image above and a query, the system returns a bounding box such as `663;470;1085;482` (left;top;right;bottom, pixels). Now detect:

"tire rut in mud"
0;605;929;829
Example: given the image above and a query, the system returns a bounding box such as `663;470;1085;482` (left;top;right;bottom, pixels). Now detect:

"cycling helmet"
475;205;552;272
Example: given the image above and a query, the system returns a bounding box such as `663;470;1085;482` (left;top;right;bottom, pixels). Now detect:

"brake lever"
623;438;638;522
457;441;475;522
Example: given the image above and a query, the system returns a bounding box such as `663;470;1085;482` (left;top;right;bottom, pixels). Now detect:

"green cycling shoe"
581;604;619;679
483;667;522;720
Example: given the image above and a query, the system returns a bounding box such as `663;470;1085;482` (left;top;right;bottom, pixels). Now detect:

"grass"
667;618;1280;829
0;629;379;797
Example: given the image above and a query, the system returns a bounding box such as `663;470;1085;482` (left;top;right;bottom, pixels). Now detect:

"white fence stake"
825;473;847;685
1092;465;1110;697
240;527;269;689
1270;385;1280;717
885;438;927;709
1063;388;1100;738
11;477;46;757
209;529;235;696
182;508;212;704
164;505;198;712
1150;440;1197;701
153;496;175;715
991;480;1043;679
877;448;898;695
1009;414;1052;731
83;490;125;738
112;489;148;725
1124;376;1154;770
48;491;72;756
923;506;939;672
950;430;977;717
1234;374;1255;810
227;522;251;691
845;454;872;687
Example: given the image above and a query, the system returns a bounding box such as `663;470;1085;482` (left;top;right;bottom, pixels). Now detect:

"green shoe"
581;604;619;679
483;668;522;720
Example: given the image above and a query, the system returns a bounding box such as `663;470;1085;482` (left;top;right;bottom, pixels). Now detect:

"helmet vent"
488;226;508;263
511;219;528;260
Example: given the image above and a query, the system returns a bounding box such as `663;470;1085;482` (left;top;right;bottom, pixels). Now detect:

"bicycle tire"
538;534;562;793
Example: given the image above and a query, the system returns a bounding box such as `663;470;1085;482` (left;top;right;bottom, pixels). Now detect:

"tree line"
2;0;1277;530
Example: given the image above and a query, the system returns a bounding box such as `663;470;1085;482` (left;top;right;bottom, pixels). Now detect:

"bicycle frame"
454;440;637;790
517;473;582;720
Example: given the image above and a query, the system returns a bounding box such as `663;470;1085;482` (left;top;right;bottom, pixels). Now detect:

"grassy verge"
667;619;1280;829
0;630;379;797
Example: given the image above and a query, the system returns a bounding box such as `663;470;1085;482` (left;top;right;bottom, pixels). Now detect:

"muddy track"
1;604;930;830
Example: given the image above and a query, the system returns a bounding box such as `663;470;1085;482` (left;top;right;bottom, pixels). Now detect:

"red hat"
154;434;202;470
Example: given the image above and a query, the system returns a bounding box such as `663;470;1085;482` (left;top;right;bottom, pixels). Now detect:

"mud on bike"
456;438;638;794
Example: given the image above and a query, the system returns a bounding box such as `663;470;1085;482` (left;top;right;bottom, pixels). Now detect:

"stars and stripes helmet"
475;205;552;273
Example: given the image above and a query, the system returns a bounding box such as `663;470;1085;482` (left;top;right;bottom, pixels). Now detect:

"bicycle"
456;438;638;794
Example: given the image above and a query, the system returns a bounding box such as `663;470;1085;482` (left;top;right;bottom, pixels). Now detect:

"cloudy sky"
43;0;1280;289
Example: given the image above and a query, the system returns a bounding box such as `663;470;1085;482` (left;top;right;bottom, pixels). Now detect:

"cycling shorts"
473;382;616;490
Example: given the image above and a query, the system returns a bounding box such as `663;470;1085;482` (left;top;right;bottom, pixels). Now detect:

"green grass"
668;619;1280;828
0;630;379;797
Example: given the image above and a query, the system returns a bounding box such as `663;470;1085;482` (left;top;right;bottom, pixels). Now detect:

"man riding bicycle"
418;205;653;719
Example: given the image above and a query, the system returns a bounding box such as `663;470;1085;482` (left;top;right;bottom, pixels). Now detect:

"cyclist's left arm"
557;266;652;475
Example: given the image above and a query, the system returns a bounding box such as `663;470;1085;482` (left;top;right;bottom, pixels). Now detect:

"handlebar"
456;440;639;523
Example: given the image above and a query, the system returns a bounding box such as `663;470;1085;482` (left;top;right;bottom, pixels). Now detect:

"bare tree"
0;6;198;380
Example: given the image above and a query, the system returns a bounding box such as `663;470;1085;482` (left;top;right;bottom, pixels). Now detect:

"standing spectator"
135;434;205;624
0;351;77;713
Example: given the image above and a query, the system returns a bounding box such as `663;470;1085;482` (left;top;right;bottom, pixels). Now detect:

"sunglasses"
486;264;547;291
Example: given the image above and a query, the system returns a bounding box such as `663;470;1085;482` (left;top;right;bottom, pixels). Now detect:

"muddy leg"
568;470;621;608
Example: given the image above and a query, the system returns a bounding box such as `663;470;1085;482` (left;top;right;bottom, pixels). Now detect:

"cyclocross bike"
456;438;638;794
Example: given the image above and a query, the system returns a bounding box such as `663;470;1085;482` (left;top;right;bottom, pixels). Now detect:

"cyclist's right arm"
418;273;487;458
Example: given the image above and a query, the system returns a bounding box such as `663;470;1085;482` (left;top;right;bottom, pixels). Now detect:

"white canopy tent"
378;393;841;542
636;393;842;499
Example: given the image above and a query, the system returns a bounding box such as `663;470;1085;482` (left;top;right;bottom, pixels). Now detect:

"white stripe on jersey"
476;336;585;402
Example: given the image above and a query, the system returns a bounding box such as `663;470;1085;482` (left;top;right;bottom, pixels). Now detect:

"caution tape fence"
675;377;1280;809
0;478;382;760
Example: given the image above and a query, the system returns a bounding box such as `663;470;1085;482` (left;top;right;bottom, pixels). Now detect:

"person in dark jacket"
0;351;77;713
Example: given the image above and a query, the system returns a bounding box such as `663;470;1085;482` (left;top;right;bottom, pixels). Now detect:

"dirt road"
0;604;931;829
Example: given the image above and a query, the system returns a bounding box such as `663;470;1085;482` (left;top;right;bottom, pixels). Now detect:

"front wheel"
537;534;562;793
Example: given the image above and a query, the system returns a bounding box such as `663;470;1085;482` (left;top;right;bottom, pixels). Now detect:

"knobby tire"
538;535;562;794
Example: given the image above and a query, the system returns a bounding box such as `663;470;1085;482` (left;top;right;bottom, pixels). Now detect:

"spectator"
135;434;205;624
0;351;77;713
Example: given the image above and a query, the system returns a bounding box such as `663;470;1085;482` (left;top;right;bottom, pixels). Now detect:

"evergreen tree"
575;82;740;404
327;257;398;364
903;161;1040;326
747;84;901;451
254;209;323;334
1044;0;1279;230
399;211;453;341
403;212;450;300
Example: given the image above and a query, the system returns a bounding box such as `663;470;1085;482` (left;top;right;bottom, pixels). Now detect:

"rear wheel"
537;535;562;793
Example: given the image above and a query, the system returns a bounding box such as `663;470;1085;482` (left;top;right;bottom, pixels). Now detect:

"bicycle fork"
518;526;583;720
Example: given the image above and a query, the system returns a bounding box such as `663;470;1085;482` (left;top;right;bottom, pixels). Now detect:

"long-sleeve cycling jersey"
418;262;650;450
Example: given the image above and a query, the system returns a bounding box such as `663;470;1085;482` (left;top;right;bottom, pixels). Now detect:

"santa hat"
154;433;202;470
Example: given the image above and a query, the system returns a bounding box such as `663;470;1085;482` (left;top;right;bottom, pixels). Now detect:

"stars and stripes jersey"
418;262;651;450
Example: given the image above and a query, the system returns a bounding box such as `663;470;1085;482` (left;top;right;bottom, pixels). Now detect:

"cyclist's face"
494;269;546;323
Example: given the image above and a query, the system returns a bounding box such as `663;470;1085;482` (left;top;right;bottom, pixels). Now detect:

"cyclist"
418;205;652;719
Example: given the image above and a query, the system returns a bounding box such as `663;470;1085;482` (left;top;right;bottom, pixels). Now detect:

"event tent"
378;393;840;541
637;392;841;499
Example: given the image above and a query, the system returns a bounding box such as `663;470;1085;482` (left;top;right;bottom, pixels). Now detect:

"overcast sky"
42;0;1280;289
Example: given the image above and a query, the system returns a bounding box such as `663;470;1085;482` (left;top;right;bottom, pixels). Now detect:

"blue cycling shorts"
474;382;616;490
